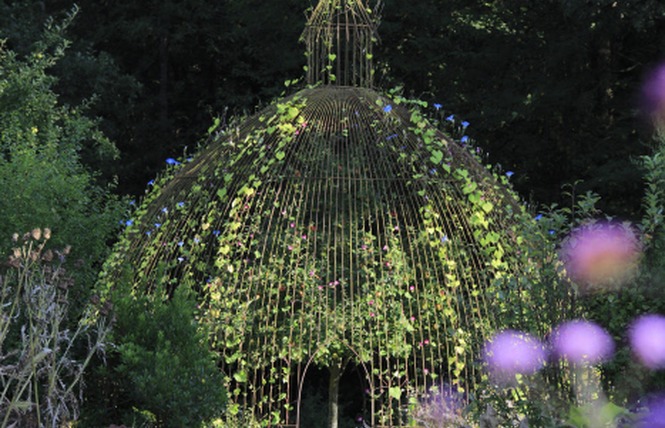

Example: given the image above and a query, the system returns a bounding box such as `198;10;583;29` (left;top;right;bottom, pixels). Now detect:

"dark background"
2;0;664;218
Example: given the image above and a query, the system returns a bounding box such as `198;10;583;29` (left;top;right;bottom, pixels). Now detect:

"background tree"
0;7;124;290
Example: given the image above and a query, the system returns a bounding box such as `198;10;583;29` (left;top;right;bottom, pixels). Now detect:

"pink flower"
483;330;546;381
559;221;640;289
629;314;665;369
551;320;614;364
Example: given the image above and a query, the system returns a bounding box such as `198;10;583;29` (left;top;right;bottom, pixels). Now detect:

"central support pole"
328;362;342;428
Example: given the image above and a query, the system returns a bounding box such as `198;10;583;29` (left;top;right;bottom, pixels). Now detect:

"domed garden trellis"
99;1;537;426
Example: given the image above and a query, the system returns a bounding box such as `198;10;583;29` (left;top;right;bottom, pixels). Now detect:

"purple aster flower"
640;394;665;428
551;320;614;364
559;221;641;289
629;314;665;369
641;62;665;128
483;330;546;382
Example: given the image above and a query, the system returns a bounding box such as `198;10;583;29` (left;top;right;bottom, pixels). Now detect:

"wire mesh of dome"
96;0;546;426
99;84;537;426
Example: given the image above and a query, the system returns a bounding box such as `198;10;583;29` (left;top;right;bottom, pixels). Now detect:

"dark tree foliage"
377;0;665;218
3;0;664;214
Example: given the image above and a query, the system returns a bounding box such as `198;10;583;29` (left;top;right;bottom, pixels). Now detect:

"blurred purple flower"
483;330;546;381
641;62;665;128
629;314;665;369
505;171;514;178
383;104;393;113
166;158;180;166
551;320;614;364
461;121;470;129
640;394;665;428
460;135;469;143
559;221;641;289
433;103;442;110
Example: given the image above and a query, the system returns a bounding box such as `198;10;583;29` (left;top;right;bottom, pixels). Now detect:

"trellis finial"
302;0;381;87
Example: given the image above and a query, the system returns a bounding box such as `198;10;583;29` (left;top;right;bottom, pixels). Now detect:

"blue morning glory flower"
146;231;152;237
461;136;469;143
148;179;155;186
186;157;193;162
506;171;515;178
433;103;442;110
386;134;398;140
461;121;470;129
177;201;185;208
154;223;162;228
124;219;134;227
535;214;543;221
129;200;136;206
166;158;180;166
161;207;168;214
383;105;393;113
548;230;555;235
446;115;455;122
213;230;221;237
441;235;448;243
429;168;437;175
178;241;184;247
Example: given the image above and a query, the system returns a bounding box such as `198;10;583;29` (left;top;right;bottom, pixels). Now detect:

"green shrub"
82;274;227;428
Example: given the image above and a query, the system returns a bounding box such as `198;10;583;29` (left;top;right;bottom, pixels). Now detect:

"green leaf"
233;370;248;383
462;182;478;195
429;149;444;164
389;386;401;400
275;151;286;161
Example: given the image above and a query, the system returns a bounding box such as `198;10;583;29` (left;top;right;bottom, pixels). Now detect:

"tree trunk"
328;363;342;428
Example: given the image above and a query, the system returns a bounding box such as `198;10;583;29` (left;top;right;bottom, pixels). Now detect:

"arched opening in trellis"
100;1;537;427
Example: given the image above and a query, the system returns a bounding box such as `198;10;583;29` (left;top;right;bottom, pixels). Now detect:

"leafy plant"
0;10;125;289
83;273;227;428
